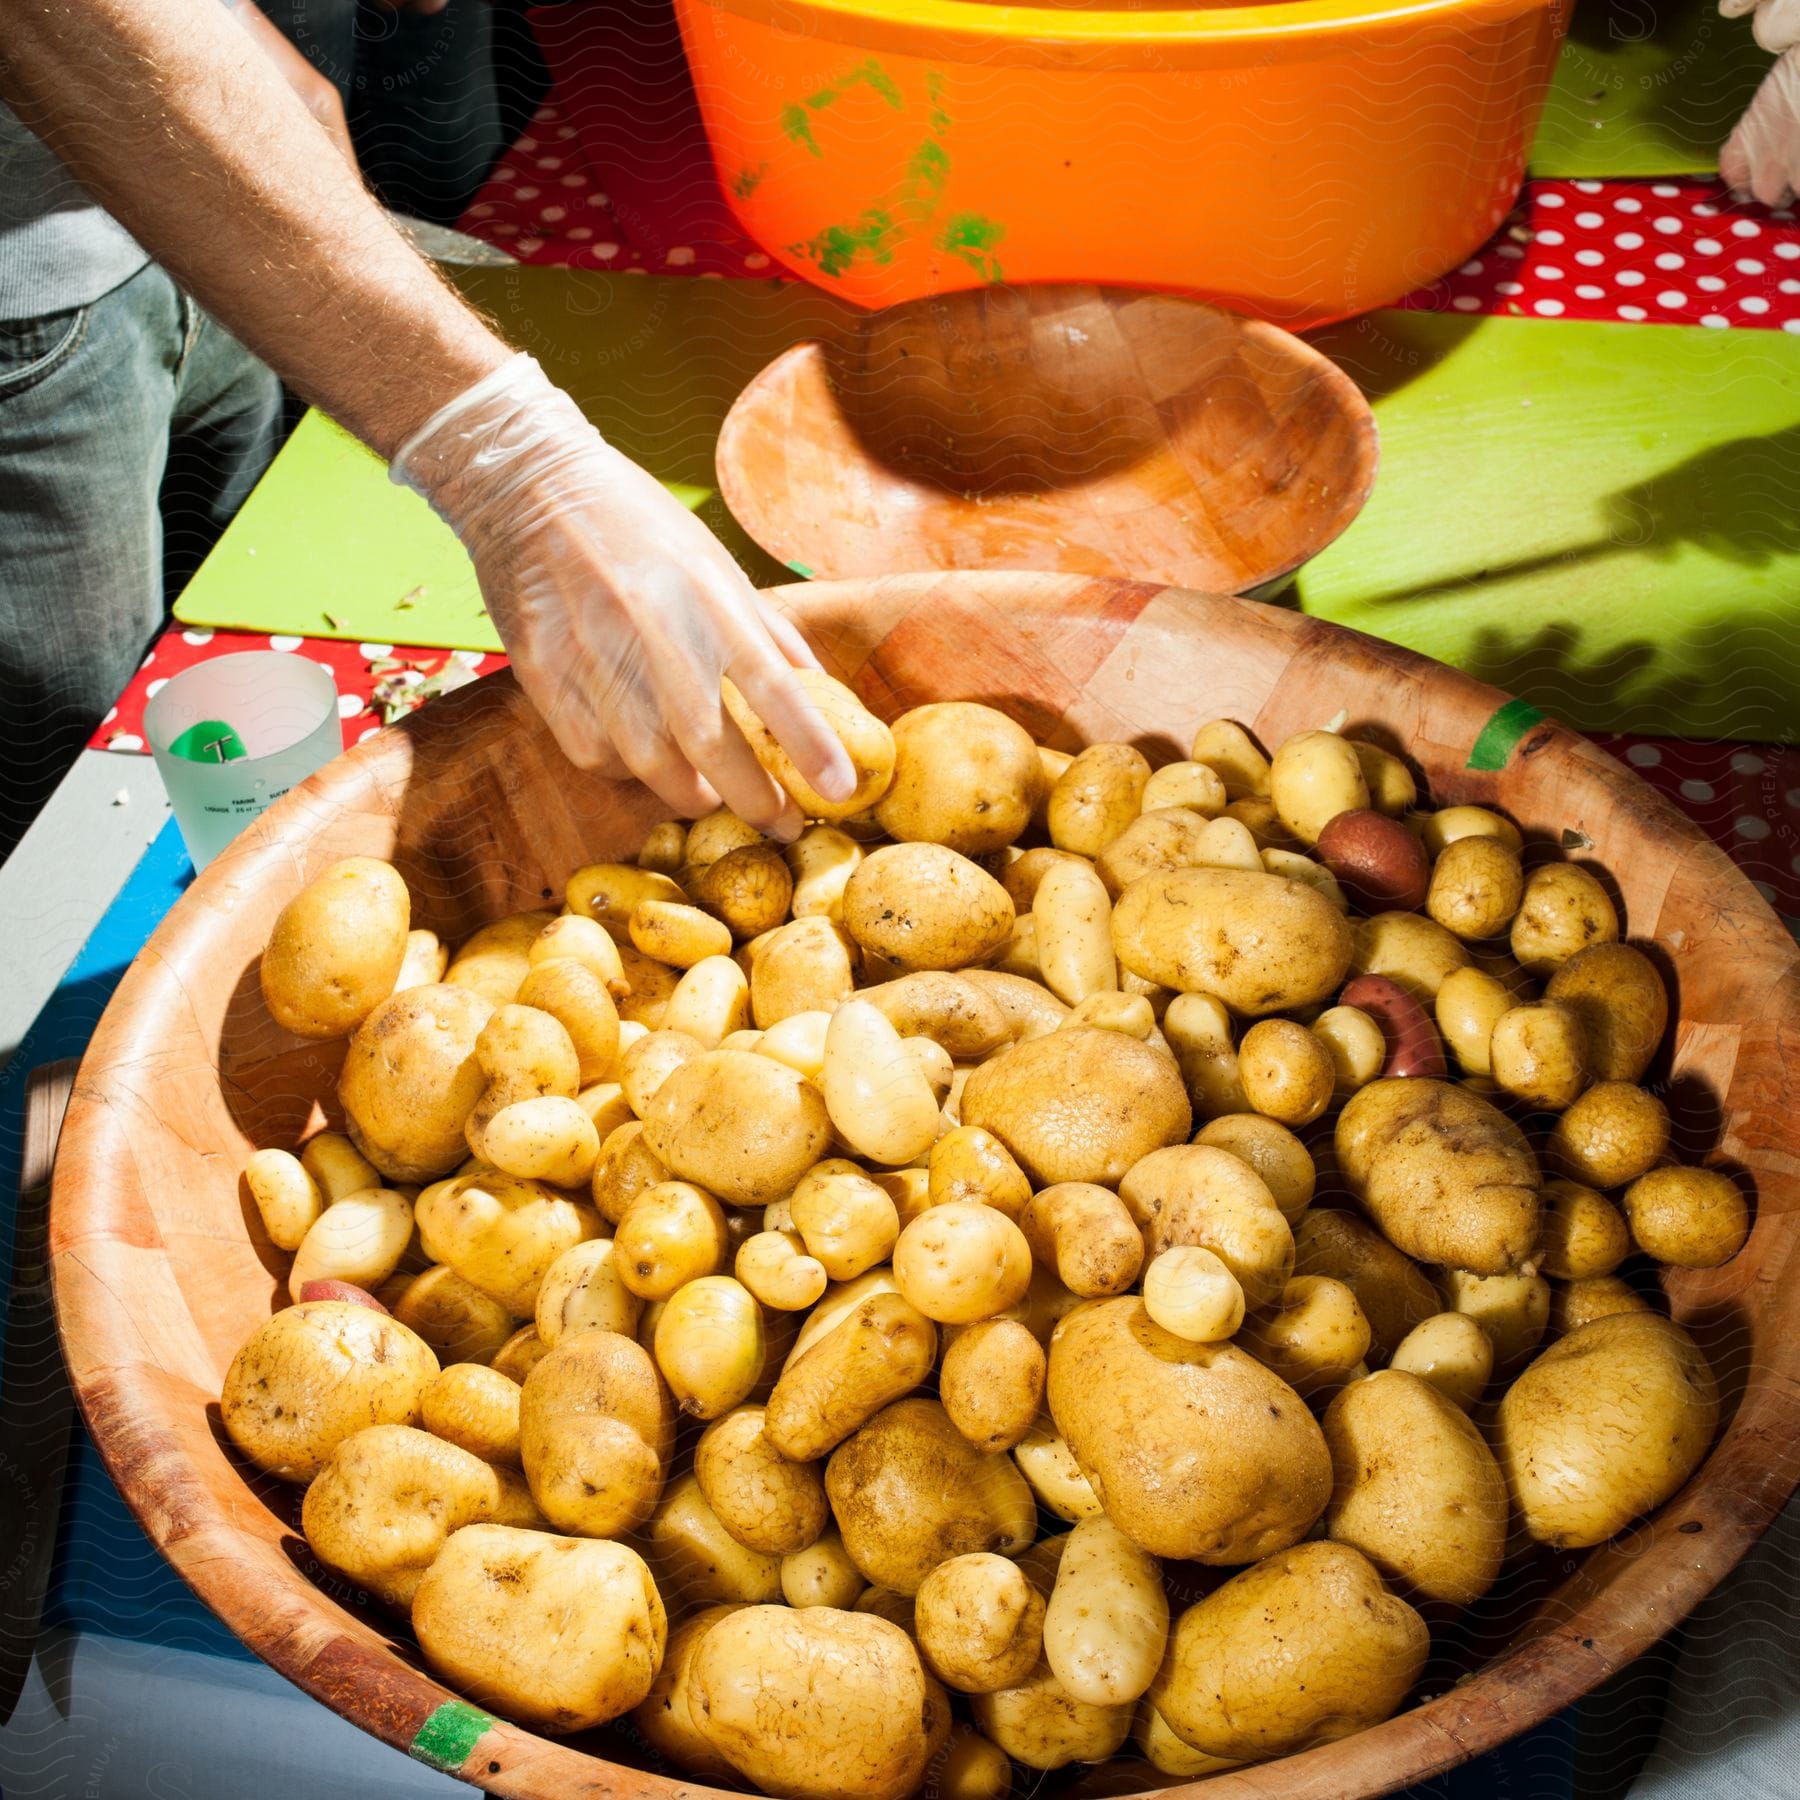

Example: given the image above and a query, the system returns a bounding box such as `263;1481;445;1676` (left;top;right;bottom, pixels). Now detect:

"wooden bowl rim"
714;290;1381;594
49;573;1800;1800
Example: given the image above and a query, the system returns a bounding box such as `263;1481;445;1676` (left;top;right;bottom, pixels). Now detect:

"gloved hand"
1722;47;1800;205
1723;0;1800;54
391;353;855;835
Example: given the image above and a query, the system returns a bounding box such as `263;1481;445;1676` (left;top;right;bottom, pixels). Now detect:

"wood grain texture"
50;573;1799;1800
715;287;1378;598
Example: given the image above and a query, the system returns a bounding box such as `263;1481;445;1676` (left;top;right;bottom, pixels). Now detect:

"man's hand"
392;355;857;835
228;0;358;172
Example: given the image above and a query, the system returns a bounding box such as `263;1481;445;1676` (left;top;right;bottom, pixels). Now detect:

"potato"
513;957;620;1090
1043;1515;1168;1707
390;1264;514;1366
929;1725;1015;1800
642;1470;783;1613
856;976;1008;1066
1340;972;1447;1081
1511;863;1620;975
642;1048;831;1205
1112;867;1353;1016
1236;1018;1334;1128
567;863;685;934
755;1009;832;1084
1350;911;1470;1005
1239;1276;1372;1398
1141;1246;1244;1343
337;983;493;1183
613;1180;729;1301
823;1000;942;1168
490;1322;550;1384
259;857;410;1038
1229;786;1298;852
445;909;558;1006
655;1275;767;1419
1262;848;1349;911
1020;1183;1143;1298
843;843;1015;973
299;1130;382;1204
784;823;862;920
914;1552;1045;1694
1188;814;1264;871
529;912;629;998
961;1027;1190;1188
990;913;1040;980
785;1268;905;1364
1141;759;1228;817
1048;744;1152;858
961;968;1070;1041
690;1605;942;1800
613;940;681;1028
1537;1178;1630;1281
685;807;771;870
1418;804;1523;857
723;668;896;823
422;1362;522;1465
692;1403;828;1556
1550;1274;1653;1335
393;926;448;994
1189;719;1270;799
1269;730;1371;845
479;1096;601;1188
465;1002;582;1163
1336;1078;1540;1276
783;1528;868;1609
416;1167;601;1316
1135;1697;1241;1779
287;1185;415;1303
971;1659;1132;1771
827;1399;1035;1594
415;1525;664;1732
747;916;855;1029
1388;1311;1494;1411
1059;992;1154;1040
736;1227;828;1311
590;1119;671;1225
633;1603;744;1780
1549;1081;1669;1189
895;1202;1033;1325
243;1148;324;1252
1441;1268;1551;1372
785;1159;897;1281
629;899;730;970
221;1301;438;1483
1427;834;1525;942
1308;1003;1386;1101
1349;740;1417;815
1291;1208;1443;1363
1161;992;1249;1119
1149;1541;1428;1761
940;1319;1045;1453
1315;809;1429;913
1034;860;1118;1005
1118;1145;1292;1309
1498;1312;1719;1547
1322;1369;1507;1605
1013;1416;1104;1523
1434;964;1515;1079
535;1236;641;1347
765;1291;939;1461
1092;807;1213;899
661;954;752;1046
302;1423;501;1610
1544;941;1668;1082
518;1327;674;1537
871;702;1039;853
695;843;794;941
1047;1299;1329;1563
1623;1165;1750;1268
1490;999;1588;1111
619;1027;703;1119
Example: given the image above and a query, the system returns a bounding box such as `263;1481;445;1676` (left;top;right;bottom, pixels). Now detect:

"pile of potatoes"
221;675;1743;1798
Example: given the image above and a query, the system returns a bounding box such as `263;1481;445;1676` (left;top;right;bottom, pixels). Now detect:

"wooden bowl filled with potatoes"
51;571;1800;1800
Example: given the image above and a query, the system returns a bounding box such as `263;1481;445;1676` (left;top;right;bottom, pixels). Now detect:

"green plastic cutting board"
175;268;855;649
1531;0;1768;178
1298;310;1800;740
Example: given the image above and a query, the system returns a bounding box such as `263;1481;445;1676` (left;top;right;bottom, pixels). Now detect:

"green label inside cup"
167;719;249;763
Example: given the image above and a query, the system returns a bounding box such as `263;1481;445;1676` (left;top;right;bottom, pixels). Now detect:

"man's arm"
0;0;502;455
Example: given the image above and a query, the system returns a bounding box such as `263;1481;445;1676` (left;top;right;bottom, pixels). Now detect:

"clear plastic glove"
1722;47;1800;206
391;353;855;835
1722;0;1800;52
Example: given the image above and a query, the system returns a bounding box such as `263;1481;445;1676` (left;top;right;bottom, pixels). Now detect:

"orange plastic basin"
673;0;1568;325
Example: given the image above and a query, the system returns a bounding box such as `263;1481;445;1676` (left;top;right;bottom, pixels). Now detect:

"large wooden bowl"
52;574;1800;1800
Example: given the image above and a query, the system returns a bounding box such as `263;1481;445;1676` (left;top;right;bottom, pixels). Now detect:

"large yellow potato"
642;1048;832;1205
1046;1299;1329;1563
259;857;410;1038
337;982;493;1182
1336;1078;1541;1275
875;701;1040;853
413;1524;665;1732
826;1399;1035;1594
1497;1313;1719;1547
1323;1370;1508;1605
1111;868;1353;1016
221;1300;438;1483
1149;1541;1428;1761
416;1167;602;1317
518;1327;675;1537
961;1027;1190;1188
843;843;1015;972
723;668;897;823
689;1605;946;1800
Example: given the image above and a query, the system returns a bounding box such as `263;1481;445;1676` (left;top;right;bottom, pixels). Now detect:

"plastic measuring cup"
145;651;342;869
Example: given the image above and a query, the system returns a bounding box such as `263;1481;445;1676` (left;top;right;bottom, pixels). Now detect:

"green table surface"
176;266;1800;742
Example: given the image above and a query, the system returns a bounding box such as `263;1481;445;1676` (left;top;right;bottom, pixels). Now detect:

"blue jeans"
0;261;282;858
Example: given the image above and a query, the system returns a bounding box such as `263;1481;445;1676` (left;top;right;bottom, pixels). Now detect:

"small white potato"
1262;847;1350;910
894;1201;1033;1324
1048;743;1151;858
1043;1514;1169;1707
1189;719;1271;799
1238;1275;1372;1397
391;1264;514;1366
616;1181;730;1301
660;954;751;1047
535;1236;641;1348
1141;760;1227;817
1349;741;1417;815
823;998;941;1167
300;1131;381;1204
1191;815;1264;871
629;900;732;969
1270;729;1371;845
620;1027;705;1118
421;1362;522;1465
244;1148;324;1252
782;1528;868;1609
1033;860;1117;1006
1312;1003;1387;1098
1162;992;1250;1119
737;1228;829;1311
1020;1183;1143;1298
1059;991;1154;1038
1418;804;1524;857
1013;1416;1104;1522
789;1158;901;1280
930;1724;1015;1800
1141;1246;1244;1343
695;1404;829;1555
1442;1267;1551;1371
528;912;629;998
1435;965;1515;1079
479;1095;601;1188
1389;1312;1495;1411
393;928;448;993
287;1187;414;1303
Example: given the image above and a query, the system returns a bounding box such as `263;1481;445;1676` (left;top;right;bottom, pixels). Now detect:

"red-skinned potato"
1339;974;1447;1080
297;1279;389;1313
1316;810;1431;914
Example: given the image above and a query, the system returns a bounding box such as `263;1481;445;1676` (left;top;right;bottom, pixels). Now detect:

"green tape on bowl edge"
1466;698;1547;772
409;1700;495;1773
786;559;815;579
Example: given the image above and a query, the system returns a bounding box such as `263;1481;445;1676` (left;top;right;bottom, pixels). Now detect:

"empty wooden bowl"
715;286;1378;596
51;573;1800;1800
